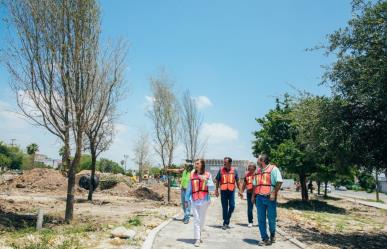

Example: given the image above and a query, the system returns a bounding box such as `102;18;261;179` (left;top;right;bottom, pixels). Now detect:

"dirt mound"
101;182;131;196
6;168;67;192
132;187;163;201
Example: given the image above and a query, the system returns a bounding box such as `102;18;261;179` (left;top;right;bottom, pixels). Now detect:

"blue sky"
0;0;352;168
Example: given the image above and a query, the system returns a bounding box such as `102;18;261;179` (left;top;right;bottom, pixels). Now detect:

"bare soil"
276;191;387;249
0;169;181;249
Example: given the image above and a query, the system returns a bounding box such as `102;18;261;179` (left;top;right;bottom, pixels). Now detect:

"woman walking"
185;159;214;247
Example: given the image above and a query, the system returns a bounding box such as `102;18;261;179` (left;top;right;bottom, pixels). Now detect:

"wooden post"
36;208;44;230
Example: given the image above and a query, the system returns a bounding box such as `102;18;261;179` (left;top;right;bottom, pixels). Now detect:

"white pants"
192;201;210;240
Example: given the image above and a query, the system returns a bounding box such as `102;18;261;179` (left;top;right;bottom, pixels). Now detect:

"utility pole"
10;138;16;147
123;154;129;172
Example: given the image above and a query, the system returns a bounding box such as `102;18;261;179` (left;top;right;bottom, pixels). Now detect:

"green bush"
351;184;361;191
99;177;118;190
358;172;376;192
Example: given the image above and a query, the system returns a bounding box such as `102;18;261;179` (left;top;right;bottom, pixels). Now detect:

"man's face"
257;157;263;167
223;159;231;168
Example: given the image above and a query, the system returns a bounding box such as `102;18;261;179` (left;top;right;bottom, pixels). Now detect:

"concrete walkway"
331;193;387;210
152;197;299;249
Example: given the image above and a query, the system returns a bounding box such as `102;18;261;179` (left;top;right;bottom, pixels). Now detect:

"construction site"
0;168;180;249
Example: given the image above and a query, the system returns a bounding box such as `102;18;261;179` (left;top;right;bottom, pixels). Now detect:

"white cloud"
201;123;239;144
193;96;213;109
145;95;155;104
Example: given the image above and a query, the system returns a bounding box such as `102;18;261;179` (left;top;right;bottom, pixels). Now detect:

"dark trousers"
220;190;235;225
246;191;254;223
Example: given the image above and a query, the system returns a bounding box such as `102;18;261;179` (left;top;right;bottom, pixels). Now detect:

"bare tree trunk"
299;173;309;201
317;180;321;195
324;180;328;197
65;132;82;223
375;169;379;202
88;143;97;201
167;172;171;202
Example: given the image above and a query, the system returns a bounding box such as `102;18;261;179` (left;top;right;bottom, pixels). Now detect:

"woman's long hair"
196;159;206;175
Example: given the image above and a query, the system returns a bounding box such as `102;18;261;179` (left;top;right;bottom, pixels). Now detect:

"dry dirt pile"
132;186;163;201
3;168;67;192
101;182;131;197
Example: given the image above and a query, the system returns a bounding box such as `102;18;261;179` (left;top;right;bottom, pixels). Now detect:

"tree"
322;0;387;201
133;130;151;182
147;71;180;202
4;0;104;222
83;40;127;201
26;143;39;168
181;90;206;162
98;158;124;174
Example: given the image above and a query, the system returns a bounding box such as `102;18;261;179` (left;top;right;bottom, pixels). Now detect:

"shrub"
99;177;118;190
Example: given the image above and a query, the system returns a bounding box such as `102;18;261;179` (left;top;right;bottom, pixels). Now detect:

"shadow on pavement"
176;238;195;245
235;223;248;227
208;224;224;229
278;199;346;214
286;224;387;248
243;238;259;245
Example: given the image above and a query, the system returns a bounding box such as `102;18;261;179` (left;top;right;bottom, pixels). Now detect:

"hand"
270;192;277;201
215;189;219;197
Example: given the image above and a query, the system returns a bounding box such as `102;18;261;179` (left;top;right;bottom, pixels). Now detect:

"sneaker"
183;218;189;224
270;234;276;243
263;239;272;246
194;240;200;247
226;224;231;229
222;224;227;230
248;223;253;228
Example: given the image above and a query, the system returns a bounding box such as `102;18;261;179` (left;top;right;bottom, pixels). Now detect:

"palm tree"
59;146;67;171
26;143;39;168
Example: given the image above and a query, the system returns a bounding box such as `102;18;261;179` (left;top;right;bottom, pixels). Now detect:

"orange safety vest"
191;171;210;201
220;167;236;191
245;172;254;191
254;164;276;195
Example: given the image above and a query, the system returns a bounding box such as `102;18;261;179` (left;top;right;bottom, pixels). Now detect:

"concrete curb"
277;227;308;249
141;212;182;249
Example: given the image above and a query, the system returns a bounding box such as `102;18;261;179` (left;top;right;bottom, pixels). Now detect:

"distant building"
34;153;61;169
378;173;387;194
205;159;249;180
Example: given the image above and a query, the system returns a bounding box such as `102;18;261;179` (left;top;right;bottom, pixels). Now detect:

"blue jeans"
181;188;191;221
246;191;254;223
220;190;235;225
256;195;277;241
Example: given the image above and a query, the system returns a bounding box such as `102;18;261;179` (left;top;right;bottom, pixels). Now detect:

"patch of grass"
335;222;345;232
364;199;385;203
8;228;83;249
127;216;141;227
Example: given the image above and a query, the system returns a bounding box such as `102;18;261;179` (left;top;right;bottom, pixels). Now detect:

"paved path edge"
277;227;307;249
141;212;182;249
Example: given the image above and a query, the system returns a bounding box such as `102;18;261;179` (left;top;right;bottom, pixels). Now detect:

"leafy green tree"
78;154;92;172
252;95;294;157
98;158;124;174
0;154;11;170
322;0;387;201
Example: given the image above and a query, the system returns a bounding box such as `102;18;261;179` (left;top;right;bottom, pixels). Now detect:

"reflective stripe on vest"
254;164;275;195
191;171;210;201
220;167;235;191
245;172;254;191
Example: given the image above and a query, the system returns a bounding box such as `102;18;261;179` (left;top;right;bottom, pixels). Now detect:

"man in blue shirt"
215;157;241;230
252;154;283;245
